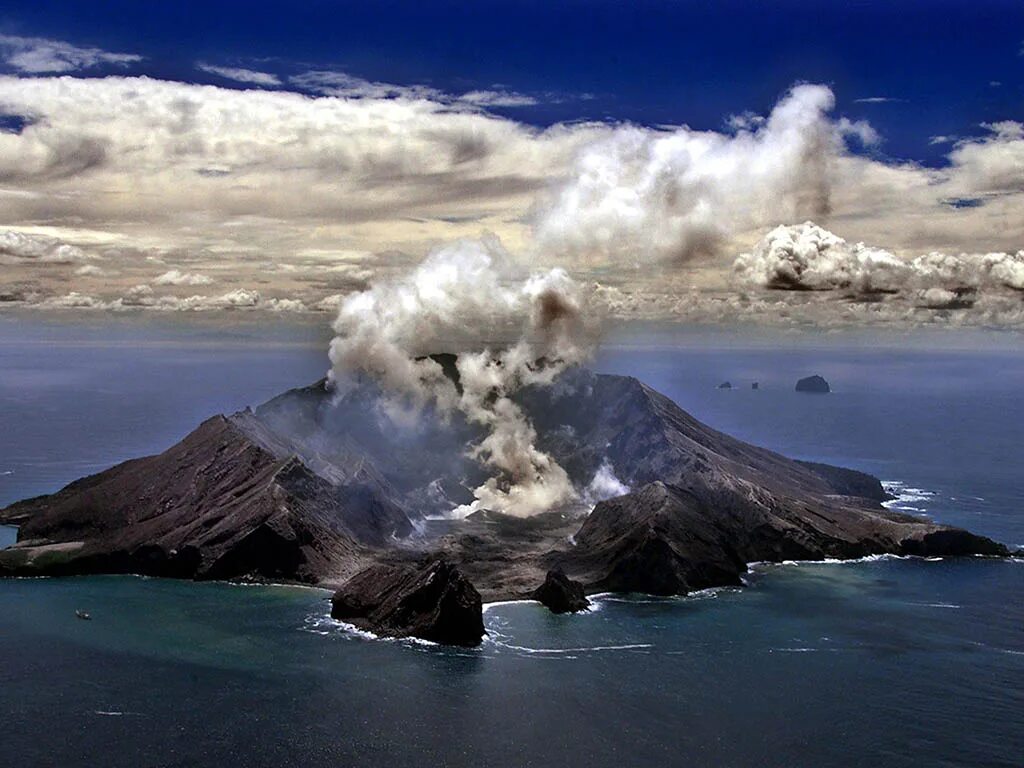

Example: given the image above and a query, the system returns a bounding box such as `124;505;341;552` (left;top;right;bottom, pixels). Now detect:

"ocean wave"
482;599;541;613
487;639;653;655
93;710;143;717
300;612;442;647
748;553;910;571
882;480;936;516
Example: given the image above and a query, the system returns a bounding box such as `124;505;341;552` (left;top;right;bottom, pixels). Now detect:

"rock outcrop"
531;569;589;613
331;558;484;646
795;375;831;393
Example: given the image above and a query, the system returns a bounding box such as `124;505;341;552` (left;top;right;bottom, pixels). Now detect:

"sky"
1;0;1023;329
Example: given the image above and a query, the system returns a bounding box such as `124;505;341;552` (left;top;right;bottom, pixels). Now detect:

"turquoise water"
1;317;1022;766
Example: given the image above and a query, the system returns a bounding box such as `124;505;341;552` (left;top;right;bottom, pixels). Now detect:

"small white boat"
75;609;92;621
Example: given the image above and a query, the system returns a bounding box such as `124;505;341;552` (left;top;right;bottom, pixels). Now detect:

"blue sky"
2;0;1022;165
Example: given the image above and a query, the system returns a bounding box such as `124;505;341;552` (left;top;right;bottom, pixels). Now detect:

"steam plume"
329;237;594;517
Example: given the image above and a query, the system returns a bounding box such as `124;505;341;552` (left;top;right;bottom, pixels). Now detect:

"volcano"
0;363;1007;643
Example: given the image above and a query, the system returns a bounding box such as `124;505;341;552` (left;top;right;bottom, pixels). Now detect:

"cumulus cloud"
0;34;140;73
945;121;1024;195
197;63;281;87
733;222;909;293
0;229;88;263
532;84;875;266
734;221;1024;298
329;237;594;517
153;269;214;286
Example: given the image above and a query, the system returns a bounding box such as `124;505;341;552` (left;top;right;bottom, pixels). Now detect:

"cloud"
532;84;863;265
0;34;140;74
40;291;108;308
290;70;542;109
945;121;1024;195
733;222;909;293
0;74;601;254
459;90;539;108
153;269;214;286
0;72;1022;328
0;228;88;263
197;63;281;87
289;70;448;101
734;221;1024;296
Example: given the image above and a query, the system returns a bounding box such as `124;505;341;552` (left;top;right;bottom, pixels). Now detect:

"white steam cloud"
328;237;595;517
734;221;1024;298
582;459;630;509
532;84;873;266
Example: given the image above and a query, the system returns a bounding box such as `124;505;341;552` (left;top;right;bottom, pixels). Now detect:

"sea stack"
717;381;732;390
795;375;830;393
751;382;759;390
330;558;485;646
531;569;590;613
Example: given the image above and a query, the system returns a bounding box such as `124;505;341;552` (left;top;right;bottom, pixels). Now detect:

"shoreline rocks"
531;569;589;613
331;558;484;647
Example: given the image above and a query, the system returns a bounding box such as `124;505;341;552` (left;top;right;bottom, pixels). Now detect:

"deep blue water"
1;317;1022;767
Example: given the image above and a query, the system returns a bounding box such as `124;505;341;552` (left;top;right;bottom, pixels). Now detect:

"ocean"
1;314;1021;767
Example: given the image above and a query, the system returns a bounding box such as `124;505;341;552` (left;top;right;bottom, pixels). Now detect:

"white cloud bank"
0;63;1022;329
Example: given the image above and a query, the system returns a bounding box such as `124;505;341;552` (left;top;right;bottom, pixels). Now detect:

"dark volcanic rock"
795;375;831;393
796;460;890;503
565;480;1007;597
0;417;370;582
570;483;748;595
531;568;589;613
331;558;484;646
